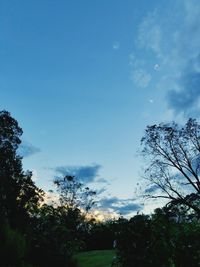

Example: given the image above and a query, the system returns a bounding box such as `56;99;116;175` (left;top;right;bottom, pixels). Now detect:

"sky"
1;0;200;217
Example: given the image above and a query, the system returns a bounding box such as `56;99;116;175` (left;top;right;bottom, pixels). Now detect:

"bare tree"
54;175;96;214
141;118;200;216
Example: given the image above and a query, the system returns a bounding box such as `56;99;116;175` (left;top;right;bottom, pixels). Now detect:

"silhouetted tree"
0;110;23;222
85;220;116;250
29;204;78;267
0;110;43;229
0;110;45;266
54;175;96;214
141;118;200;216
116;210;200;267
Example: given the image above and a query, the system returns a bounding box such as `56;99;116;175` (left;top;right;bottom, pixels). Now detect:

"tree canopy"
0;110;43;228
2;110;200;267
141;118;200;216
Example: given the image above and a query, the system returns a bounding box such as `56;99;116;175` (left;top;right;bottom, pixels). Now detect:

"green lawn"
74;250;116;267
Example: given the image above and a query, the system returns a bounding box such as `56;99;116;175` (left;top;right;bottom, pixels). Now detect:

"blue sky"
1;0;200;216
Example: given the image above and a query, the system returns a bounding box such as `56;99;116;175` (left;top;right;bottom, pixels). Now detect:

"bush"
116;212;200;267
0;223;27;267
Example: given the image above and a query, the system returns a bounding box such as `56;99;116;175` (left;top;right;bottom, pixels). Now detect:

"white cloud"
131;0;200;117
131;69;152;88
137;10;162;58
183;0;200;26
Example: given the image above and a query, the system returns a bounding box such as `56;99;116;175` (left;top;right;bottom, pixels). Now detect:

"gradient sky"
1;0;200;216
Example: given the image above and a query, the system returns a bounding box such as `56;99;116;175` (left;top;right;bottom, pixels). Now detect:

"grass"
74;250;116;267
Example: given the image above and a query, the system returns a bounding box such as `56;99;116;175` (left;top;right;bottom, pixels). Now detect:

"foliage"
0;223;27;267
28;204;79;267
116;215;159;267
85;220;116;250
2;111;200;267
54;175;96;213
0;111;77;267
0;110;43;230
173;222;200;267
116;209;200;267
141;118;200;216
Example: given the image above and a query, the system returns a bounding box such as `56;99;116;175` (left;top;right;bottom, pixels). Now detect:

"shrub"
0;223;27;267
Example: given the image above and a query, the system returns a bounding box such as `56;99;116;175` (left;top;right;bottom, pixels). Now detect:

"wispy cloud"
100;196;119;207
96;177;110;184
96;187;107;195
144;184;160;194
137;10;162;57
99;196;142;216
18;141;41;157
131;69;152;88
129;53;152;88
114;203;142;216
167;70;200;116
132;0;200;117
55;164;102;184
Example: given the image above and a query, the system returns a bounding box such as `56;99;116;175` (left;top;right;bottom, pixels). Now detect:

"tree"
54;175;96;214
141;118;200;216
0;110;43;228
116;214;174;267
85;220;116;250
28;204;77;267
0;110;23;220
116;210;200;267
53;175;97;248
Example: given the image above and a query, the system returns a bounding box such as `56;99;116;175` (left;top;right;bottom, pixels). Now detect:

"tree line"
1;110;200;267
0;110;98;267
115;118;200;267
